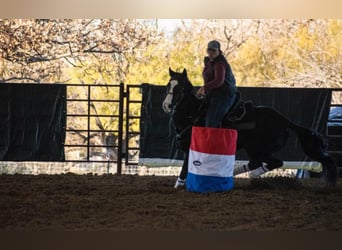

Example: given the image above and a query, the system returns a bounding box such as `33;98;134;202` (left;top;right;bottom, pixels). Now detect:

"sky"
155;19;194;35
156;19;182;32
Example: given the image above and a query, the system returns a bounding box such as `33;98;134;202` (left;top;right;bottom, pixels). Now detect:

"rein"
172;88;206;137
170;87;185;113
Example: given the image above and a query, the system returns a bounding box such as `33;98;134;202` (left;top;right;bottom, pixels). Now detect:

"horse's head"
162;67;193;113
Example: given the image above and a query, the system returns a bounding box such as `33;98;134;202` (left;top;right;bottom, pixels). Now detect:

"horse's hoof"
174;178;186;188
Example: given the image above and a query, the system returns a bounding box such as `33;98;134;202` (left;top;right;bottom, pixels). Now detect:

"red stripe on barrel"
190;126;237;155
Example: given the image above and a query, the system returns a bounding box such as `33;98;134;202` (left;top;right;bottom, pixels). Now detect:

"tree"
0;19;163;161
229;19;342;88
0;19;162;83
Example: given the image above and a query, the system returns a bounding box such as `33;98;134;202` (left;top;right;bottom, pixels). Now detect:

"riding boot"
233;164;250;175
248;165;269;178
174;177;186;188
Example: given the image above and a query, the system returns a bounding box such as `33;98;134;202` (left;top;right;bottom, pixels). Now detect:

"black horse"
162;68;337;188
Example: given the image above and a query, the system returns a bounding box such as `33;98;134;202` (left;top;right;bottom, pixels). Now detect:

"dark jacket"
202;54;237;97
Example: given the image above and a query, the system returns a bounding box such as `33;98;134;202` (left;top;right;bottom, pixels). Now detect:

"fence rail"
125;85;143;166
1;82;341;174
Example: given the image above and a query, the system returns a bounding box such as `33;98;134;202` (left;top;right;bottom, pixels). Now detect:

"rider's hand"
197;86;206;97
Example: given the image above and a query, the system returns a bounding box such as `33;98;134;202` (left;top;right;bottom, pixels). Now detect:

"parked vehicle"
327;107;342;176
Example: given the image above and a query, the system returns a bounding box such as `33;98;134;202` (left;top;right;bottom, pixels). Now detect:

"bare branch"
83;48;121;54
0;77;41;83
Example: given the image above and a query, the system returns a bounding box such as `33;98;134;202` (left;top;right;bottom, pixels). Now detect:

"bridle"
171;88;185;113
172;86;206;140
170;84;206;122
165;79;185;112
165;78;206;140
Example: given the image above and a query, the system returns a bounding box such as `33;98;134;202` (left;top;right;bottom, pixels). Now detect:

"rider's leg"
205;93;236;128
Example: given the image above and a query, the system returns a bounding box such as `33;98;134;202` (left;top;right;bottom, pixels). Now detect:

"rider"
197;40;237;128
174;40;238;189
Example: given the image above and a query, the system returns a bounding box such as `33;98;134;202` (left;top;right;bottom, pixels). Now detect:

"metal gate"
64;83;143;174
64;83;124;172
124;85;143;167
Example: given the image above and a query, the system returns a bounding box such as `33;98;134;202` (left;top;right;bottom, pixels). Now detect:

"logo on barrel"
193;160;202;166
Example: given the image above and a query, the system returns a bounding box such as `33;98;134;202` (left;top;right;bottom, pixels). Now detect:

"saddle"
223;92;256;130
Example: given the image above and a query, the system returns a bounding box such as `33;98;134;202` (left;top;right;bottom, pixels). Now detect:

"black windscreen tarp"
0;84;66;161
139;84;332;165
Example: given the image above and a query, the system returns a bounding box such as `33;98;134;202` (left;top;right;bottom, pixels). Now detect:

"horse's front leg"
174;150;189;188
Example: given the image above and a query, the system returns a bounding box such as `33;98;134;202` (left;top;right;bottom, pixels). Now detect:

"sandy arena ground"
0;174;341;231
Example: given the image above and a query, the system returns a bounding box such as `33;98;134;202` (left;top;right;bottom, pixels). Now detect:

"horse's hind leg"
291;125;337;187
234;150;264;176
233;158;262;176
247;153;283;178
319;155;337;187
248;161;270;178
263;155;283;171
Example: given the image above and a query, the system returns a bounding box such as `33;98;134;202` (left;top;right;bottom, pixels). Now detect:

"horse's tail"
288;122;337;186
288;122;326;161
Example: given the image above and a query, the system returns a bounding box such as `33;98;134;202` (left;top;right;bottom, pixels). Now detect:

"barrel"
186;126;238;193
